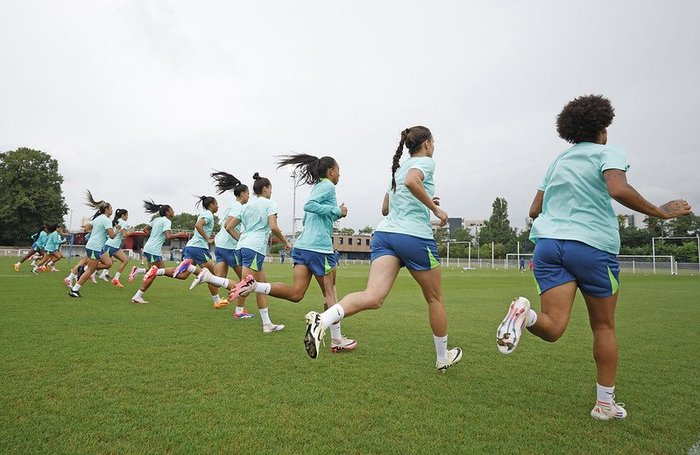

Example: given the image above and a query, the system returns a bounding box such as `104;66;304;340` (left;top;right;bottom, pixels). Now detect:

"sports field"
1;256;699;454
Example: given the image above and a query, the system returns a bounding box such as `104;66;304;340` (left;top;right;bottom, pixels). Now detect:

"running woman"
225;154;357;352
200;173;289;332
98;209;132;288
69;191;120;298
201;171;252;314
33;224;67;273
495;95;692;420
301;126;462;371
141;196;221;303
14;226;48;271
130;200;177;304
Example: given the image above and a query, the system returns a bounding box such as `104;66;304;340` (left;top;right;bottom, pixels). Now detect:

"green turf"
1;257;699;454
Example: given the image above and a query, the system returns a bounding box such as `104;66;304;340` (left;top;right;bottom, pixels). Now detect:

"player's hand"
208;238;215;244
432;197;441;206
339;203;348;218
658;199;692;219
284;242;292;251
433;207;448;226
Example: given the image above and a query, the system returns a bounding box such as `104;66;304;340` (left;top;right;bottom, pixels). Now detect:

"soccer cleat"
190;268;211;290
51;267;59;272
233;310;255;319
100;273;110;282
128;265;138;283
227;274;256;301
212;298;230;309
68;289;81;298
131;296;149;304
496;297;531;354
436;347;463;372
89;273;97;284
111;278;124;288
263;323;285;333
172;259;192;278
330;336;357;353
591;397;627;420
304;311;326;359
142;266;158;286
31;267;38;275
63;277;73;288
14;263;20;272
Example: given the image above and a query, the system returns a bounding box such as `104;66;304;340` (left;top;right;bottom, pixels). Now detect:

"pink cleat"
227;274;257;301
142;266;158;286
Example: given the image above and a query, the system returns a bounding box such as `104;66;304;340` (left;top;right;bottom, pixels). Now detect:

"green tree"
643;216;667;238
667;213;700;237
359;225;374;235
452;227;473;243
478;197;517;256
0;148;68;245
339;227;355;235
171;213;198;231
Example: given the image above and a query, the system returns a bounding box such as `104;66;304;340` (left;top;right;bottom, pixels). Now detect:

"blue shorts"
102;245;121;257
533;239;620;298
183;246;212;265
370;231;440;271
239;248;265;272
86;248;103;260
32;242;41;251
292;248;337;277
215;247;240;267
143;252;163;264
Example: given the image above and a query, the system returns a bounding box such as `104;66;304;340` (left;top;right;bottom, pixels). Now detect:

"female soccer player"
130;200;177;304
69;191;120;298
198;173;289;333
33;224;67;273
495;95;692;420
224;154;357;352
98;209;132;288
300;126;462;371
14;226;48;271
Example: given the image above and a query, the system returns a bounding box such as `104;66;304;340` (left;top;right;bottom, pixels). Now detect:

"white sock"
136;268;146;274
212;294;221;304
134;289;144;299
47;261;54;267
259;308;272;325
235;306;245;315
100;270;108;278
67;272;76;280
253;282;271;294
434;334;448;363
91;272;96;278
206;274;229;288
330;322;342;340
72;284;82;292
156;268;166;276
526;310;538;327
114;272;121;280
187;264;197;273
596;383;615;404
320;304;345;329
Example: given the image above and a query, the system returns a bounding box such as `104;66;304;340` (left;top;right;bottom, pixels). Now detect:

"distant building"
447;217;464;239
332;234;372;260
463;219;485;238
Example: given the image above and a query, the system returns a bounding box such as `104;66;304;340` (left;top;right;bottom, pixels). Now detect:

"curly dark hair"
556;95;615;144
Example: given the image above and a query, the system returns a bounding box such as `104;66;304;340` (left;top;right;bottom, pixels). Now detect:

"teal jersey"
44;231;66;252
143;216;172;256
105;219;128;248
530;142;630;254
294;179;341;254
237;197;278;255
35;231;49;249
85;214;113;250
214;201;244;250
376;156;436;239
186;210;215;249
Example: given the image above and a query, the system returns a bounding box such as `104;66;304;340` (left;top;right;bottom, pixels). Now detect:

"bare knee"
540;330;565;343
364;292;386;310
288;289;306;303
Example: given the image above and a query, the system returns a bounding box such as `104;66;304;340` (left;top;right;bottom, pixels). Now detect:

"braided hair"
390;126;432;191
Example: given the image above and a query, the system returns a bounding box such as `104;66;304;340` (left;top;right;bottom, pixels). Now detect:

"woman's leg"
408;267;446;337
315;270;357;352
528;282;578;341
583;293;619;387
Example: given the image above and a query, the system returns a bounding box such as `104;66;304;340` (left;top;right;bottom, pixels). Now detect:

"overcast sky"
1;0;698;233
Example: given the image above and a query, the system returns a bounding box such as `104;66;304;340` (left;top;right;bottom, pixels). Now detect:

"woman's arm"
404;169;448;226
529;191;544;220
381;193;389;216
604;170;692;219
225;216;242;241
268;215;291;249
194;218;212;243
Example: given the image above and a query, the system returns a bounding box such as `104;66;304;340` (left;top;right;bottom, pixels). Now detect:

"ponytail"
252;172;272;195
144;199;171;217
85;189;111;217
277;154;337;185
211;171;248;197
390;126;432;191
113;209;127;226
196;195;216;211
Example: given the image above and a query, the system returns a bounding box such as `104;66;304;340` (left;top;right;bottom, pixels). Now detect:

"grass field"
1;256;699;454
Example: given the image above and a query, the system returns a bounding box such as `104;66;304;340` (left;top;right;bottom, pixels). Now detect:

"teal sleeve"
407;158;435;181
266;200;279;217
304;184;340;218
600;145;630;172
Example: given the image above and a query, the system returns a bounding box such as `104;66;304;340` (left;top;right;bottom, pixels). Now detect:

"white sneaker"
190;268;211;290
330;336;357;353
100;273;110;282
591;397;627;420
262;323;285;333
63;277;73;288
496;297;531;354
304;311;326;359
436;347;463;372
131;296;149;304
